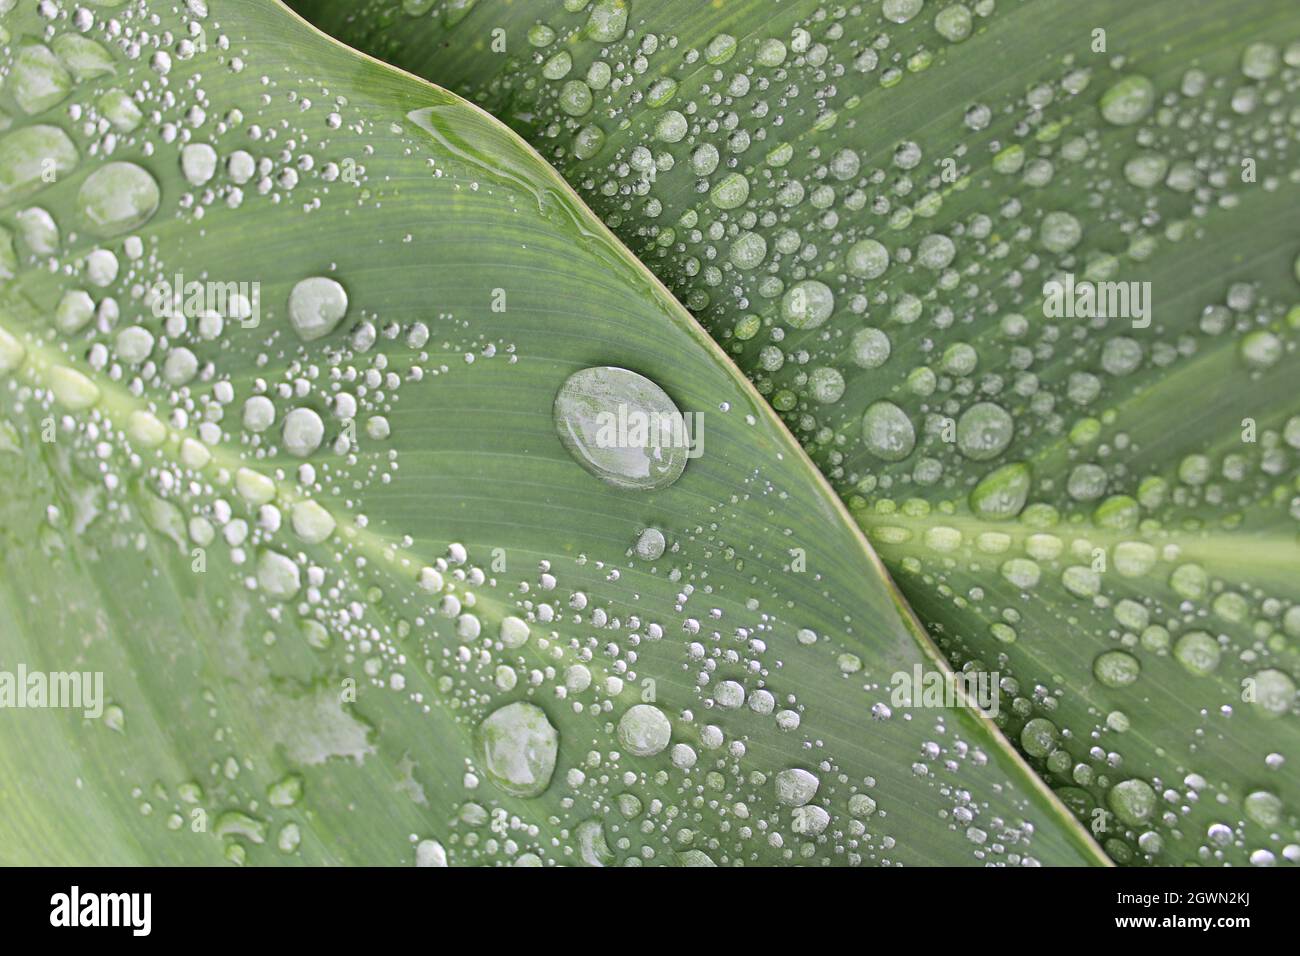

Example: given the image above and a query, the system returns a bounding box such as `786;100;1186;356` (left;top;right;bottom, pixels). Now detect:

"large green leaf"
0;0;1103;864
293;0;1300;865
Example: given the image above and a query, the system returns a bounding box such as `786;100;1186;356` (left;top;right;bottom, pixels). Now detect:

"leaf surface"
0;0;1102;865
293;0;1300;864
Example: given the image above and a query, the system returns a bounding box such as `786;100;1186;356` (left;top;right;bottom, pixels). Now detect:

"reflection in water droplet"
12;43;71;114
969;461;1032;520
0;125;79;200
49;366;99;409
1108;778;1156;827
617;703;671;757
553;366;689;490
576;818;615;866
1093;650;1141;688
634;527;666;560
78;162;160;236
860;400;914;461
1099;74;1155;126
288;277;349;341
477;701;558;798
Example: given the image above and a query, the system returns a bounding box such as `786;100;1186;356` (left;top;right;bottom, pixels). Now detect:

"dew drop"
781;279;835;329
476;701;558;798
634;527;666;560
617;703;672;757
78;162;160;236
553;366;689;491
1099;75;1155;126
1094;650;1141;688
956;401;1013;460
288;277;349;341
1108;778;1156;827
0;125;78;199
861;400;915;461
969;461;1032;520
774;767;819;806
282;407;324;457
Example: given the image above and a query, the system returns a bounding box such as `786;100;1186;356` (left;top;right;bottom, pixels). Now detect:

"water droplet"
1093;650;1141;688
617;703;671;757
1040;211;1082;252
969;462;1031;520
290;500;335;544
181;143;218;186
1108;778;1156;827
12;43;71;114
49;366;99;410
51;34;114;81
709;171;750;210
1099;75;1155;126
781;279;835;329
0;326;26;374
1173;630;1220;676
282;407;324;457
774;767;819;806
585;0;629;42
956;402;1013;460
78;162;160;236
1249;669;1296;719
267;774;303;808
415;839;448;866
257;549;300;601
576;818;615;866
553;366;689;491
882;0;924;25
0;125;78;200
477;702;558;798
634;527;666;560
288;277;349;341
861;401;915;461
917;233;956;270
846;238;890;279
499;616;530;648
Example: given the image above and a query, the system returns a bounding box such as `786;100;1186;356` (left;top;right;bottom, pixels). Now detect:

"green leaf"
292;0;1300;864
0;0;1102;865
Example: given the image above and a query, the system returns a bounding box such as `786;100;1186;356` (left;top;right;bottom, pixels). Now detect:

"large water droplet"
956;401;1013;460
1099;75;1155;126
1094;650;1141;688
49;365;99;409
775;767;820;806
846;238;889;279
282;407;324;457
576;818;615;866
476;701;558;798
781;279;835;329
0;125;78;200
553;366;689;491
1174;630;1220;676
78;162;160;236
585;0;629;42
257;549;300;600
288;277;349;341
634;527;666;560
12;43;72;114
969;461;1032;520
617;703;672;756
861;400;915;461
1108;778;1156;827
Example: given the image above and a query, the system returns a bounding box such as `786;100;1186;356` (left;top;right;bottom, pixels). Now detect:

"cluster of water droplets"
308;0;1300;864
0;0;1083;867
